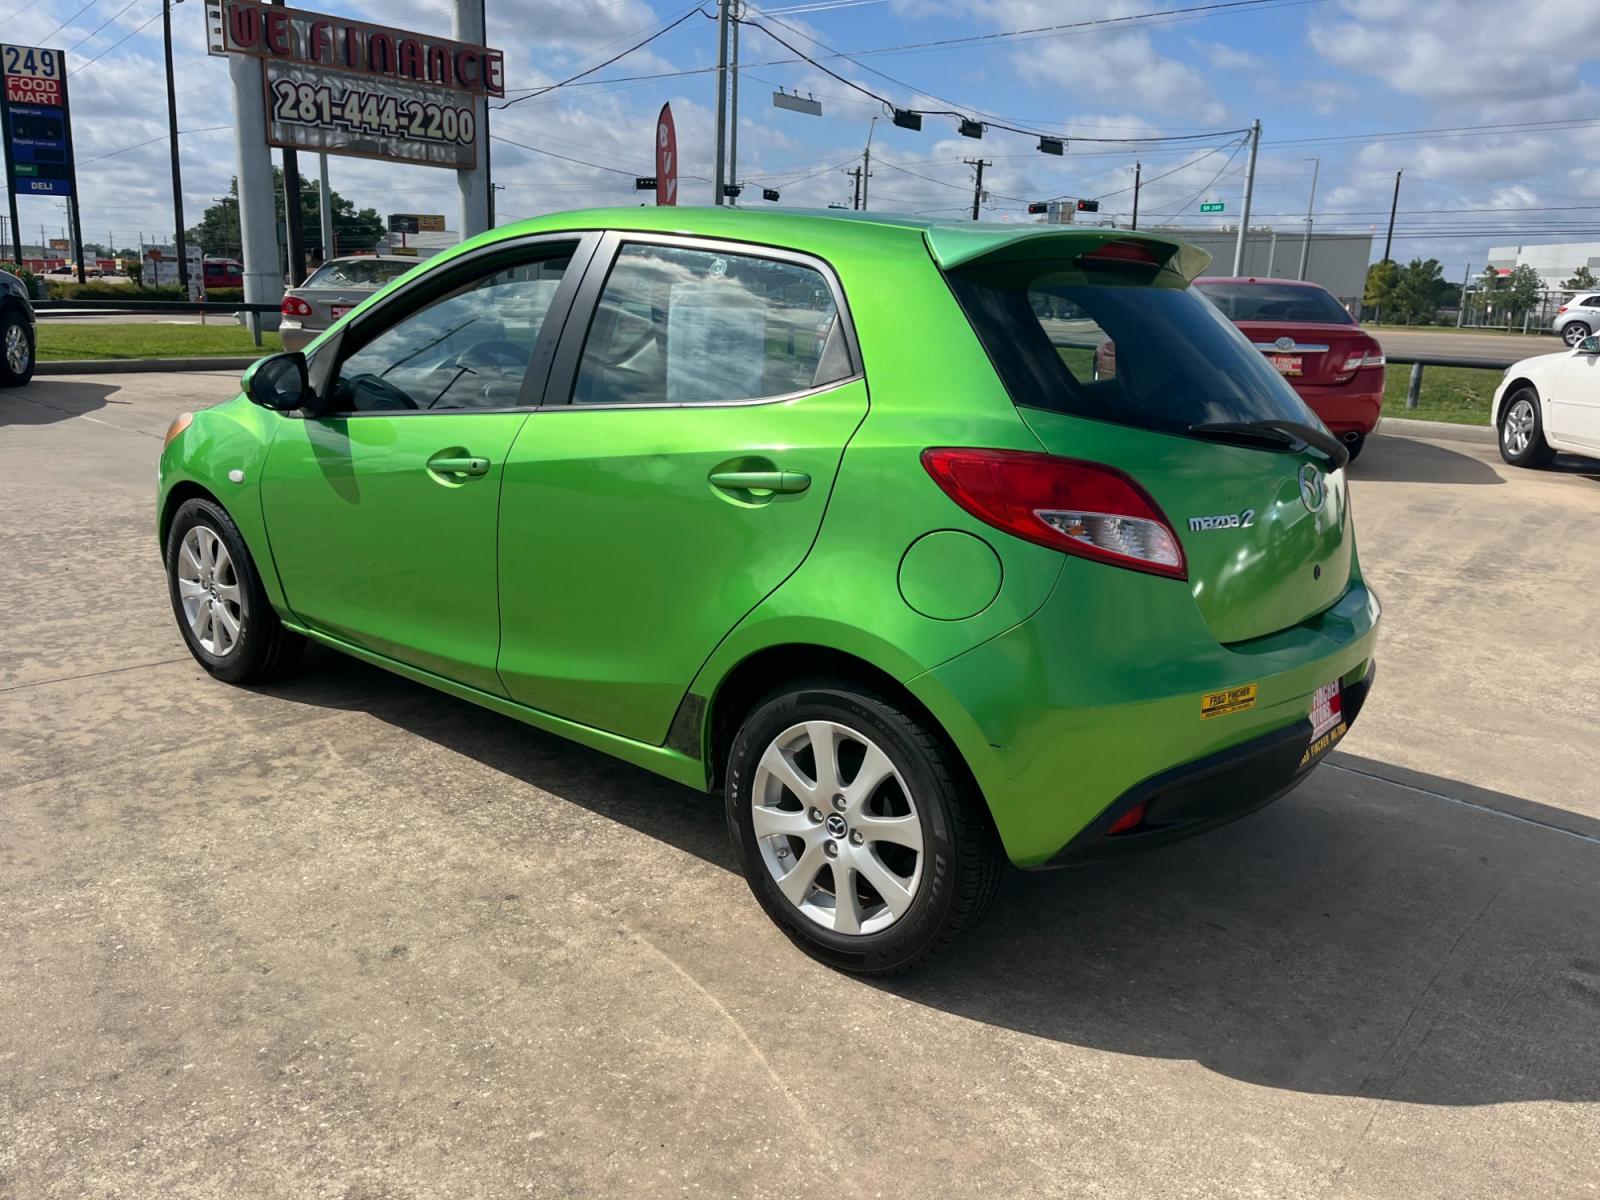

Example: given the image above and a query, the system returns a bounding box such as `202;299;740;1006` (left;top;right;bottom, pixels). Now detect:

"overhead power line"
498;7;705;109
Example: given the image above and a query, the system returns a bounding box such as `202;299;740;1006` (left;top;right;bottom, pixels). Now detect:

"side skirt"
286;623;710;792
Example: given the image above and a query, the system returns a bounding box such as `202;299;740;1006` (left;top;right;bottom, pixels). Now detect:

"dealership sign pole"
204;0;505;308
1;43;83;276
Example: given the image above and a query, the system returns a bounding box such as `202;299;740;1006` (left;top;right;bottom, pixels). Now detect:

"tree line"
1364;257;1598;325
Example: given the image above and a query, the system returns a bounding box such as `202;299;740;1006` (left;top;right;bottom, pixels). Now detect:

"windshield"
305;259;413;289
1194;280;1353;324
947;264;1318;438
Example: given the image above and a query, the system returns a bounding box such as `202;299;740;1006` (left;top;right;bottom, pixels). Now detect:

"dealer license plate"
1268;353;1302;376
1299;679;1346;770
329;305;352;320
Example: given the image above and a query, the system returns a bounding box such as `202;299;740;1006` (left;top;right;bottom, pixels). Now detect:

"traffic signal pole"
966;158;990;221
1383;170;1402;263
1130;161;1140;230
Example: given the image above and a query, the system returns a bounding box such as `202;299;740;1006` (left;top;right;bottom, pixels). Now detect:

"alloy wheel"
751;720;924;936
1503;398;1536;456
1564;323;1589;347
176;525;244;656
4;323;27;375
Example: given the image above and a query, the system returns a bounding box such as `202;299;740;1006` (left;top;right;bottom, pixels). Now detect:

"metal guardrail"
32;299;280;315
1385;353;1514;413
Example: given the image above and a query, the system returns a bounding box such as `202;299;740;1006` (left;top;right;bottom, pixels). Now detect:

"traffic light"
762;188;780;202
635;177;657;191
892;108;922;131
958;118;984;138
1076;198;1100;213
1038;137;1064;156
1028;202;1048;214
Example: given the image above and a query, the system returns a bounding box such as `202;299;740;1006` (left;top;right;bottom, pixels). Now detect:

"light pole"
713;0;730;204
1297;157;1319;281
163;0;189;293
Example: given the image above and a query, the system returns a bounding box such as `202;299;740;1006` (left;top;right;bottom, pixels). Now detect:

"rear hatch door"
937;230;1351;644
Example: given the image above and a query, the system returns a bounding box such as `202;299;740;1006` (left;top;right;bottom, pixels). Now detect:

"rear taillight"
921;448;1187;580
281;295;313;317
1342;340;1386;371
1558;305;1568;314
1108;800;1147;835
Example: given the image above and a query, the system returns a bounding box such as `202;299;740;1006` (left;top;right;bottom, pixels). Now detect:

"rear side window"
1194;281;1353;324
947;263;1317;437
571;243;850;406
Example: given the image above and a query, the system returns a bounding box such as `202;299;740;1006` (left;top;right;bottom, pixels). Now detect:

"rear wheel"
726;681;1004;975
1562;321;1591;347
1498;387;1555;468
0;309;33;387
165;497;305;683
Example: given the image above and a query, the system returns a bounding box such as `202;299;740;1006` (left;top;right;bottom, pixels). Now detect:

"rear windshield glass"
306;259;413;288
1194;280;1353;324
947;264;1317;437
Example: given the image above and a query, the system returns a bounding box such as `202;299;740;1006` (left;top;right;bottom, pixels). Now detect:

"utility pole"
1382;169;1402;262
1297;156;1319;280
847;166;862;210
727;2;741;202
713;0;731;205
163;0;189;293
1230;118;1260;276
318;153;334;263
1457;261;1470;328
1130;161;1140;230
860;115;877;211
965;158;990;221
454;0;491;237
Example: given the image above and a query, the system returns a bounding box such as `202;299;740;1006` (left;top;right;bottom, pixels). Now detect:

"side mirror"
244;351;312;411
1578;336;1600;356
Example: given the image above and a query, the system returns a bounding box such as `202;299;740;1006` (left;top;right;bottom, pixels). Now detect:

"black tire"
1562;321;1591;347
726;680;1004;975
1344;432;1366;461
164;497;305;684
1497;385;1555;468
0;307;34;387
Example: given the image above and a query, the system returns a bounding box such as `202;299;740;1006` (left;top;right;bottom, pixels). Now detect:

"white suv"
1552;294;1600;346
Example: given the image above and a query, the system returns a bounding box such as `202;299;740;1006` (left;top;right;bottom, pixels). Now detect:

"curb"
37;356;260;375
1375;416;1494;445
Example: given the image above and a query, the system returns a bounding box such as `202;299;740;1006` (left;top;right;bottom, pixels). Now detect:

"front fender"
158;394;289;612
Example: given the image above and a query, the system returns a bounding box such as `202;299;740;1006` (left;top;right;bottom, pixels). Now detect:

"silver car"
279;256;417;352
1553;292;1600;347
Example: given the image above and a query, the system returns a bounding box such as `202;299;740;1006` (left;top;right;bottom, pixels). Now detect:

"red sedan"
1194;276;1385;459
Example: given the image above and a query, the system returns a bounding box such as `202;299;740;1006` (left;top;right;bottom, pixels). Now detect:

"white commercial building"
1142;226;1373;307
1486;241;1600;288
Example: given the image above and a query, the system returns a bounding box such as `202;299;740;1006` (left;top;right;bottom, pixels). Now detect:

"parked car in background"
159;209;1377;973
278;255;417;351
1551;293;1600;347
0;267;36;386
202;258;243;292
1492;336;1600;467
1194;276;1385;459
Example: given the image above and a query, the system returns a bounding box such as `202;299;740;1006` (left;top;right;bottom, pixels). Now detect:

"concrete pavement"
2;374;1598;1199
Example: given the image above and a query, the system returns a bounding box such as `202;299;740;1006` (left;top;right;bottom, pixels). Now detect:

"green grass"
36;323;281;362
1381;363;1499;425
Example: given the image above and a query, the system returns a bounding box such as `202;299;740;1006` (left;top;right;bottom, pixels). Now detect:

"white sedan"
1492;336;1600;467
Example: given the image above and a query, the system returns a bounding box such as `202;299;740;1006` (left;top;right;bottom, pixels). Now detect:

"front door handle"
708;469;811;495
427;453;490;477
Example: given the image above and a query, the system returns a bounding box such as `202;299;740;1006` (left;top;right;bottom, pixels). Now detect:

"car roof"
469;206;1210;276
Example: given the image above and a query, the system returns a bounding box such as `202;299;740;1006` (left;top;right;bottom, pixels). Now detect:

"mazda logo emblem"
824;813;848;839
1299;463;1326;513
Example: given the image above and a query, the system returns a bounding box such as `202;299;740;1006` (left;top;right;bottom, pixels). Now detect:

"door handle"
427;453;490;477
708;469;811;494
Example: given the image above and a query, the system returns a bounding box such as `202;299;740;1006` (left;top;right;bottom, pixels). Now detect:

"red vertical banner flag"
655;103;677;207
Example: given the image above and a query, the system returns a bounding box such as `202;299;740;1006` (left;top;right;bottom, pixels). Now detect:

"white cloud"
1192;40;1260;71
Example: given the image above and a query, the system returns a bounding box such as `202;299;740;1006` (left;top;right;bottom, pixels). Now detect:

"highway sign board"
1200;201;1225;213
1;44;77;198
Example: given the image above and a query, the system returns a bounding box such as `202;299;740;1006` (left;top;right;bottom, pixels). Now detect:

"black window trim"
305;229;602;418
536;230;864;412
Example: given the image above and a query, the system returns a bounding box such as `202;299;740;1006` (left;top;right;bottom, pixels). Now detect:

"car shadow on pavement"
1358;434;1504;485
0;379;121;426
271;650;1600;1108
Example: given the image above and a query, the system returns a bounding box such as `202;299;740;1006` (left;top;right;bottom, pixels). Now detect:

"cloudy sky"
4;0;1597;279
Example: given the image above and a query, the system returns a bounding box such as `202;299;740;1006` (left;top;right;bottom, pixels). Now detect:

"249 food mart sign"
205;0;504;169
1;44;78;197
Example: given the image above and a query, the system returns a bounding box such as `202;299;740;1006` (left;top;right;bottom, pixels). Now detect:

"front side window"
571;243;850;406
326;248;573;413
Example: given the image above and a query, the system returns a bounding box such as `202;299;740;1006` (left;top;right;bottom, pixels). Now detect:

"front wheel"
726;681;1004;975
1498;387;1555;468
165;497;305;683
0;309;34;387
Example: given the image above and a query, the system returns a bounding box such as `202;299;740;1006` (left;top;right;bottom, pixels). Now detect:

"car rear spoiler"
924;225;1212;284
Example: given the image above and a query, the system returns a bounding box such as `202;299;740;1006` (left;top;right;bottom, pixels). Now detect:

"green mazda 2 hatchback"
158;207;1379;974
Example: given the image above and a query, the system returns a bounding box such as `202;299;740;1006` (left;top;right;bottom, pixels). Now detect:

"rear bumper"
279;323;319;353
1043;660;1374;866
1294;373;1383;436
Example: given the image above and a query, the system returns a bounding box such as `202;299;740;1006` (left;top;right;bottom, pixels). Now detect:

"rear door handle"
427;453;490;477
708;469;811;494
